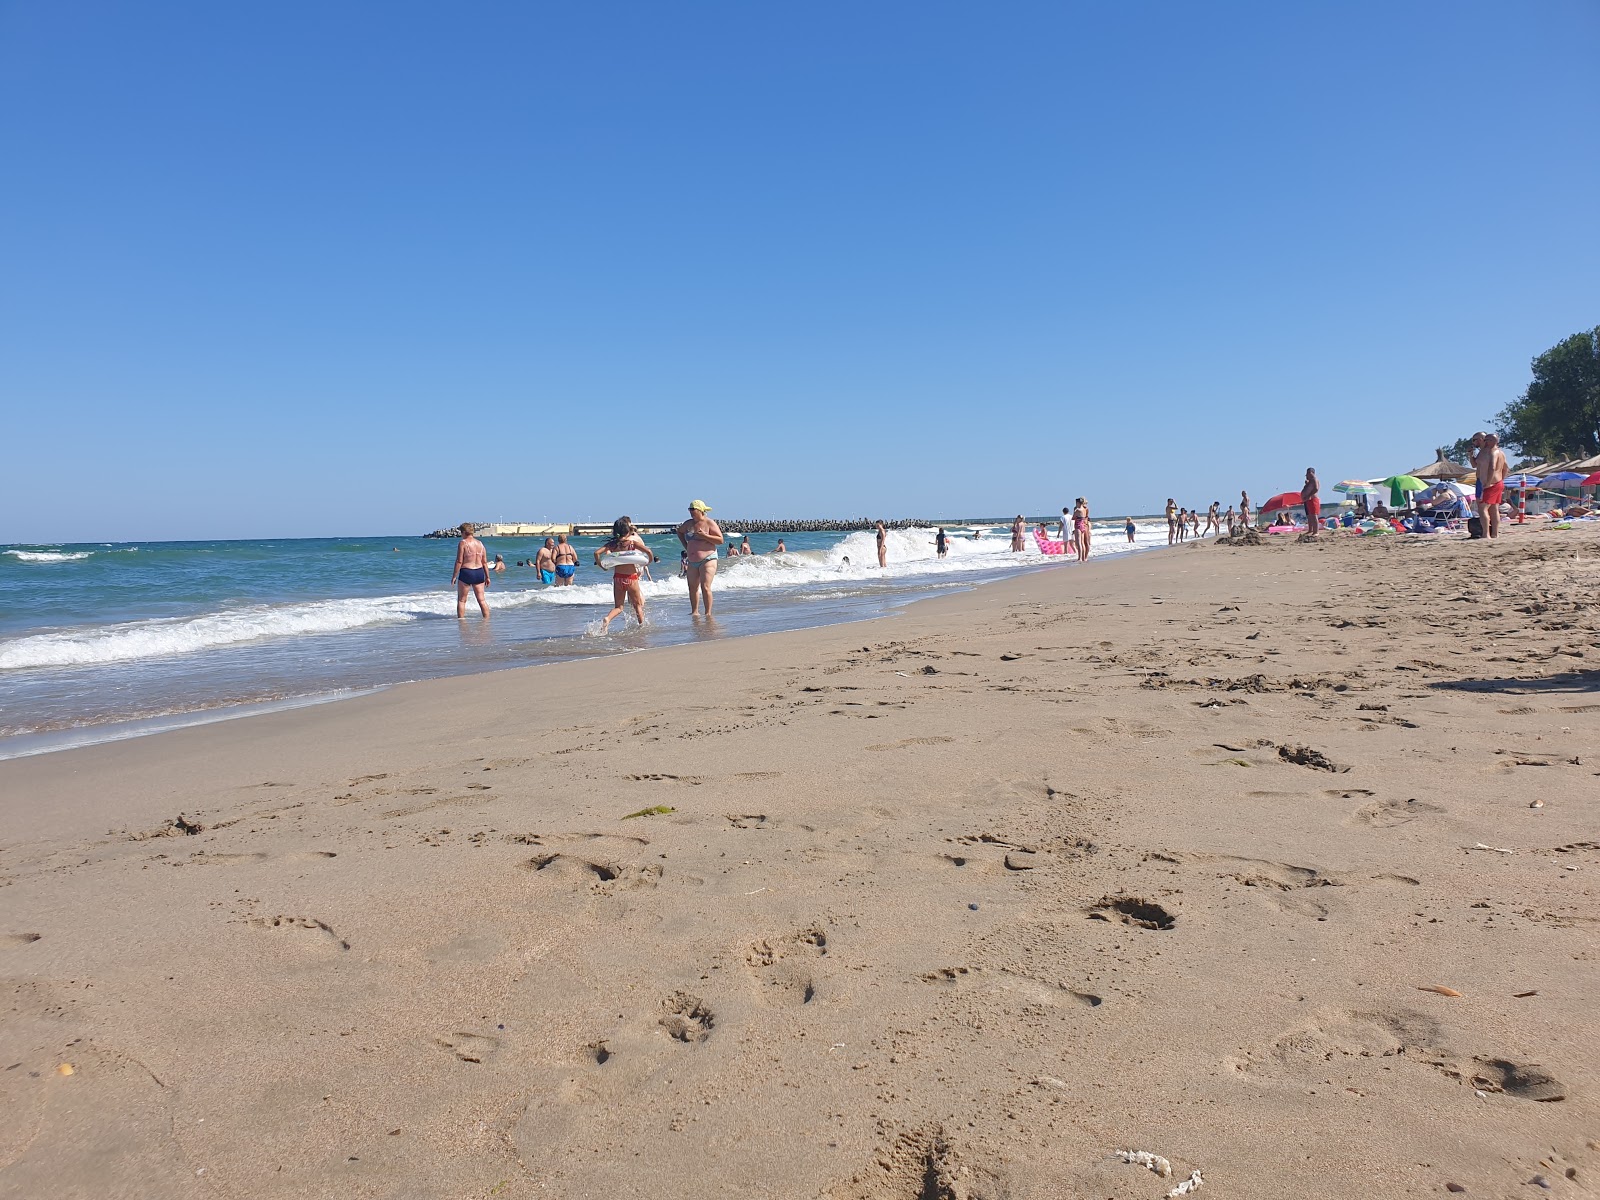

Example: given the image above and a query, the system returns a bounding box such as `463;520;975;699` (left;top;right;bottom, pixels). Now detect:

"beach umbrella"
1540;470;1585;488
1582;471;1600;487
1382;474;1426;508
1502;473;1541;525
1260;491;1305;514
1333;479;1383;495
1407;453;1475;481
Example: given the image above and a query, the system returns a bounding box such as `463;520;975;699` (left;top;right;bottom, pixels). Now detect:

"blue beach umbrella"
1539;471;1585;488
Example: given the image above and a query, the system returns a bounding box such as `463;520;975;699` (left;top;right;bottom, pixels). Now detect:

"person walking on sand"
1240;490;1252;529
1224;504;1236;535
876;521;888;568
594;517;650;632
533;538;557;585
552;535;579;585
1166;499;1179;546
1301;468;1321;537
1011;514;1025;553
1475;433;1508;539
451;523;491;619
1189;508;1200;539
1205;502;1220;536
676;500;723;616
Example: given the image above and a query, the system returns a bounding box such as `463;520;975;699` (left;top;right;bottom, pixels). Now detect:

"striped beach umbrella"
1333;479;1383;495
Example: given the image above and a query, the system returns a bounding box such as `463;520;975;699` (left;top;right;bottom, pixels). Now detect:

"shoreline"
0;531;1170;758
3;522;1594;1197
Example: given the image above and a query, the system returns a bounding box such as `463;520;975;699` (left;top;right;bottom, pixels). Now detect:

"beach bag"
1468;517;1484;539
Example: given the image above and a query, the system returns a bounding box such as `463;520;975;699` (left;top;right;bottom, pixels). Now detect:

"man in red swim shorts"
1475;432;1508;539
1301;467;1321;536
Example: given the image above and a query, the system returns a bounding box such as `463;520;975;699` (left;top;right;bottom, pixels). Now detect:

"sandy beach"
3;524;1597;1200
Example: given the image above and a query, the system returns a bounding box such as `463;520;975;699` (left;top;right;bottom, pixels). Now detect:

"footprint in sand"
436;1031;501;1064
523;854;662;893
1346;796;1444;828
659;991;714;1043
865;736;954;752
919;965;1102;1009
745;926;828;1006
247;914;350;950
726;813;768;829
1087;895;1177;930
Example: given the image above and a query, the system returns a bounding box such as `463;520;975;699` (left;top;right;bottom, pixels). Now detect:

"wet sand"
2;523;1597;1199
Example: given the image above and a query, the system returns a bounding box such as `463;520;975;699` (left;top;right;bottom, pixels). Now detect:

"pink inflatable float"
1033;526;1068;555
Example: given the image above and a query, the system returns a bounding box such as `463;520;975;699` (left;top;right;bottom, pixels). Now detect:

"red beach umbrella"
1260;492;1304;514
1582;471;1600;486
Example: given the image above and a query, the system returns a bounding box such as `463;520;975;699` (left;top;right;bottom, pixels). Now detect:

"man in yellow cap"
676;500;724;616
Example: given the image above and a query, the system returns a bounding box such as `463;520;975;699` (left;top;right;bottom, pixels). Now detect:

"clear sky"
3;0;1597;541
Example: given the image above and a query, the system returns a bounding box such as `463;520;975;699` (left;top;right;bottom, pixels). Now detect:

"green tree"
1443;436;1476;465
1496;327;1600;460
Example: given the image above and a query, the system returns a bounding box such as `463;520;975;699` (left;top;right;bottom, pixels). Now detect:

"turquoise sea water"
0;520;1174;756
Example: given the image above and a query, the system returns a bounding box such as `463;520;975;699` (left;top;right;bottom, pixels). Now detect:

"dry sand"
2;524;1597;1199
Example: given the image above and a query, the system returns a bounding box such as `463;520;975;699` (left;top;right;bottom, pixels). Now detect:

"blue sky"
2;0;1597;541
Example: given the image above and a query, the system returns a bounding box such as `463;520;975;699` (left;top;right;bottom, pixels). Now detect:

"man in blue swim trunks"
552;535;579;585
534;538;558;585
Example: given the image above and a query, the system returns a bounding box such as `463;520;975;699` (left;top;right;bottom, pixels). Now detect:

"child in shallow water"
594;516;650;633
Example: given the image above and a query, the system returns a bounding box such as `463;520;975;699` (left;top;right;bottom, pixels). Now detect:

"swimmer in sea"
739;535;752;556
451;522;491;619
493;553;506;573
876;521;887;568
594;516;649;632
552;534;579;585
533;538;557;585
775;539;786;553
676;500;723;616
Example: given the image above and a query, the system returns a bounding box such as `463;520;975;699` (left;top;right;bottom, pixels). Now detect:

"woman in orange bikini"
593;517;651;633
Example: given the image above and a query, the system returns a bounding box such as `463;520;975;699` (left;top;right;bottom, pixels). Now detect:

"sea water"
0;520;1175;757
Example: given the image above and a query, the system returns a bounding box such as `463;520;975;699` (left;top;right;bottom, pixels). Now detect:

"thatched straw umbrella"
1407;449;1474;481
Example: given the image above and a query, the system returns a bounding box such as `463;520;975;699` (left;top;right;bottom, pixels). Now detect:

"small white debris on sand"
1116;1149;1172;1178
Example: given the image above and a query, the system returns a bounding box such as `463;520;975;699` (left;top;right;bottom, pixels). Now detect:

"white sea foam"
4;549;93;563
0;585;550;671
0;521;1180;672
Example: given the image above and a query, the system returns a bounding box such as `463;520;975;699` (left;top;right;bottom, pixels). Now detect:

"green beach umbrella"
1382;474;1426;507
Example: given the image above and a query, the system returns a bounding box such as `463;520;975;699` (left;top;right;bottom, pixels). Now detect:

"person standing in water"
1125;516;1136;543
533;538;557;585
552;535;579;585
934;527;949;558
1011;514;1025;553
451;522;491;619
676;500;723;616
594;517;649;632
775;538;786;553
876;521;887;568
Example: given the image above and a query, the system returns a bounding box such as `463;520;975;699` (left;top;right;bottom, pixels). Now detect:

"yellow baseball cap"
689;499;712;512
